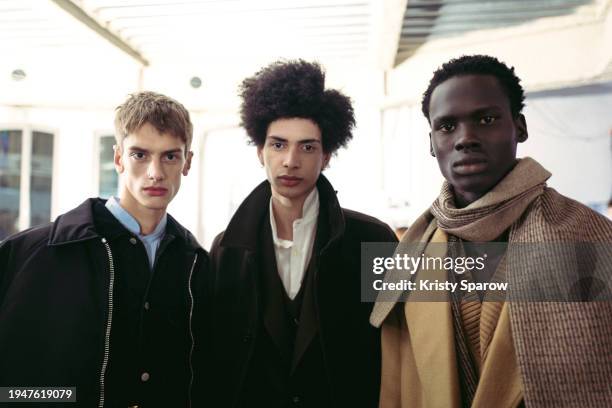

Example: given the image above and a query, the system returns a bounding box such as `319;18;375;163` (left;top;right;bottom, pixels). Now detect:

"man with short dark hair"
371;55;612;407
208;60;397;408
0;91;209;407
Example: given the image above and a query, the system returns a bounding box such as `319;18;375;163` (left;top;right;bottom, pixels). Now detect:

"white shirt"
269;188;319;300
105;196;167;270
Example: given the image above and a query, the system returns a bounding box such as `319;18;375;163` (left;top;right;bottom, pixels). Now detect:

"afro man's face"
257;117;330;206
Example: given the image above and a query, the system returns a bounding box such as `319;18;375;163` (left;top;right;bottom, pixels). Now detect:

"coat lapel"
472;303;523;408
260;216;293;364
404;228;461;408
290;253;318;372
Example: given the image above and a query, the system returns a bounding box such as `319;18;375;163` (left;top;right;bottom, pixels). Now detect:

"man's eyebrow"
268;136;288;142
470;106;503;116
163;148;183;155
298;139;321;145
128;146;149;152
267;136;321;144
432;106;504;125
431;115;455;126
127;146;183;155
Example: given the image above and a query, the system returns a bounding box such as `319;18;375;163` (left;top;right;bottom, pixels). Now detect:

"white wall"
520;89;612;205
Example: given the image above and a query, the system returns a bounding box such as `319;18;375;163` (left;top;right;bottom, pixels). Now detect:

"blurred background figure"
1;0;611;247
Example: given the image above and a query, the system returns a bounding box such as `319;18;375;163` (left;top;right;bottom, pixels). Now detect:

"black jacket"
0;198;210;407
208;176;398;407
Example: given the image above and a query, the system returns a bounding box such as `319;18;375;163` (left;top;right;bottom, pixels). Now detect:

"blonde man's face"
114;122;193;215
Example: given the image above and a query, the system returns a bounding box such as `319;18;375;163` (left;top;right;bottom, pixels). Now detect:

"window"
0;130;22;239
30;131;54;227
97;135;118;198
0;128;55;241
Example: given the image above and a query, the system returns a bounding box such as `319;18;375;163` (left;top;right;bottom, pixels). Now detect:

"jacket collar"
220;174;345;251
48;197;201;251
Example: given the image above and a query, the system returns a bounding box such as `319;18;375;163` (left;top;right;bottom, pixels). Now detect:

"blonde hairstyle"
114;91;193;152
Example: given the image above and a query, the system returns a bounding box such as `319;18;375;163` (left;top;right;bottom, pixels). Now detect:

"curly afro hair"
239;60;355;153
421;55;525;121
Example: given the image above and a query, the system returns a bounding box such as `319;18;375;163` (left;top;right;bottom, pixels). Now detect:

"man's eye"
271;142;284;150
480;116;496;125
439;124;455;132
165;153;176;160
302;144;315;152
131;152;146;160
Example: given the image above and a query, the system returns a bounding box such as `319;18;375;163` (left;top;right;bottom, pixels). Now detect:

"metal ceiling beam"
50;0;149;66
373;0;408;70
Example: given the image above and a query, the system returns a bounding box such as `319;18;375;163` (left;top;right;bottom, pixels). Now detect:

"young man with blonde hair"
0;91;209;407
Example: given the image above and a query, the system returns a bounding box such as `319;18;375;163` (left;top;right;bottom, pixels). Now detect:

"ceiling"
396;0;599;65
1;0;378;68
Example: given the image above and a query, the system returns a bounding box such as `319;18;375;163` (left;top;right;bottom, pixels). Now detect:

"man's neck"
271;191;309;241
118;193;166;235
453;189;484;208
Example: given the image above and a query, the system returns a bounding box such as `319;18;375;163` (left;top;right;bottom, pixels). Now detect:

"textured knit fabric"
372;157;612;408
430;157;549;242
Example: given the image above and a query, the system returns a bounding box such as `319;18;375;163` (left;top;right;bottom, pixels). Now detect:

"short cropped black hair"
421;55;525;121
239;60;355;153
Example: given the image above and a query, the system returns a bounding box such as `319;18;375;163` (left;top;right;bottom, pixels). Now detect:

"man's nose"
283;146;300;168
147;159;165;181
454;124;481;151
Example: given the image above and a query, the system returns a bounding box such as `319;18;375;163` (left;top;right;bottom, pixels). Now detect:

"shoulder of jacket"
210;230;226;253
342;209;397;241
1;222;53;253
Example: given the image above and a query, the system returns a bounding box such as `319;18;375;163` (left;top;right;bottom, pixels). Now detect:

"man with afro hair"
371;55;612;407
207;60;397;407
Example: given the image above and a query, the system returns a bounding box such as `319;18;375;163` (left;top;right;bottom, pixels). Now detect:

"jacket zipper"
187;253;198;408
99;237;116;408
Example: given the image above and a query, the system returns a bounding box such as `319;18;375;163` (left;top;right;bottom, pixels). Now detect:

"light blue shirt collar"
105;196;167;269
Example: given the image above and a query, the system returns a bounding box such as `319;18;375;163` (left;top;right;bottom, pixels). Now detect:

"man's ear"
257;146;264;167
516;114;528;143
182;151;193;176
113;144;124;173
429;132;436;157
322;152;331;170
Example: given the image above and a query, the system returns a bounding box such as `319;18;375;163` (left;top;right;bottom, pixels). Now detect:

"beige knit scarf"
430;157;551;242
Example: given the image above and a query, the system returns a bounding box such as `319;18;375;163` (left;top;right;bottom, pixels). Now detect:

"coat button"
140;372;150;382
129;237;138;245
292;396;300;404
144;301;150;310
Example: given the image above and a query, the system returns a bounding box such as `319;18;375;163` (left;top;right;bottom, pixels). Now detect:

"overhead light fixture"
190;76;202;89
11;69;26;81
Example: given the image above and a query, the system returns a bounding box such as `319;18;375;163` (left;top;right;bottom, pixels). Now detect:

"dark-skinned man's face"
428;74;528;207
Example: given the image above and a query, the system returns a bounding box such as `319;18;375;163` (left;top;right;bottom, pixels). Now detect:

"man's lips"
277;175;303;187
453;157;488;175
143;187;168;196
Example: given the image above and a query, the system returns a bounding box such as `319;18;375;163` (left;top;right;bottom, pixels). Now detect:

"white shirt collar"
269;187;319;248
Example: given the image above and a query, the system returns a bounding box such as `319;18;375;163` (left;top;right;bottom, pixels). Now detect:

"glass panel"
30;131;54;227
0;130;22;240
99;136;118;198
